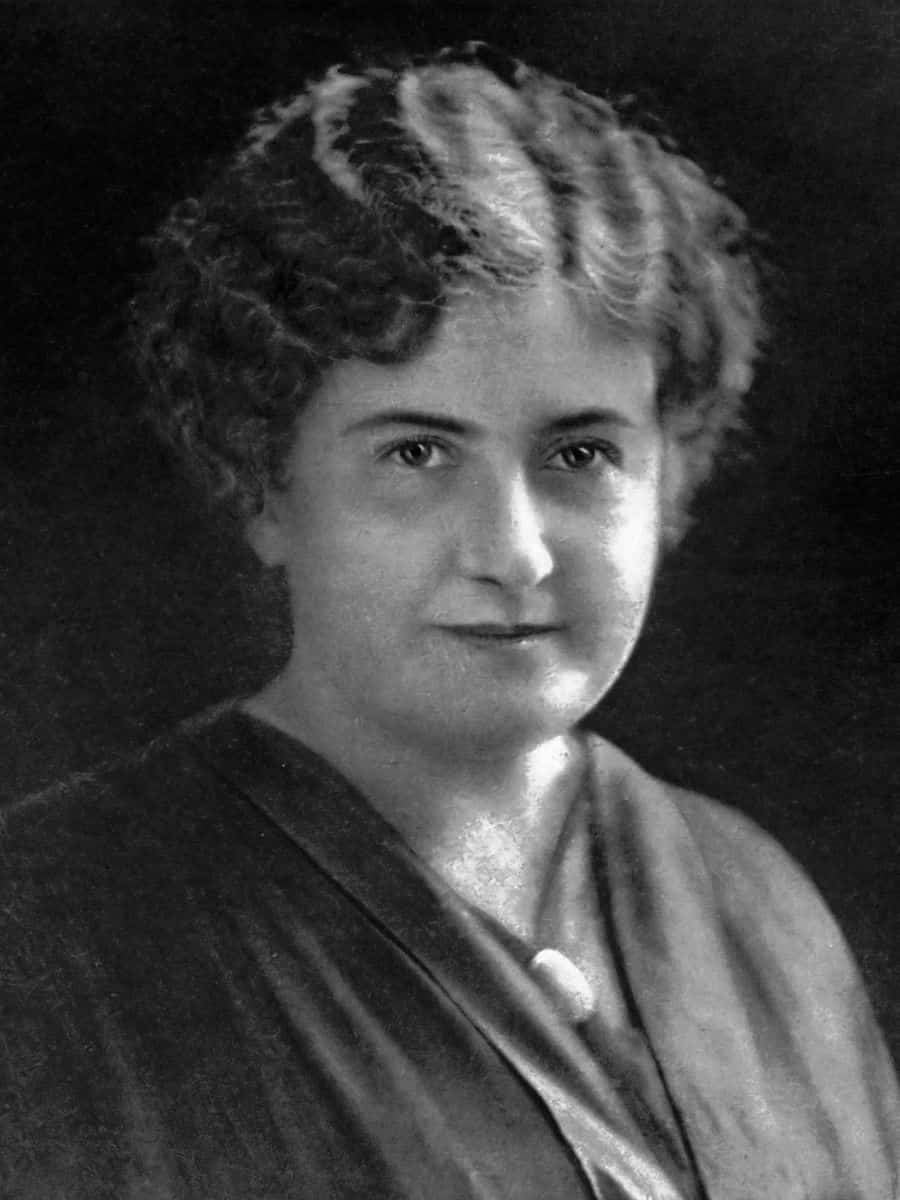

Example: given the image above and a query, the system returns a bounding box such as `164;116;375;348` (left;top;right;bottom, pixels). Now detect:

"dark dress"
2;708;897;1198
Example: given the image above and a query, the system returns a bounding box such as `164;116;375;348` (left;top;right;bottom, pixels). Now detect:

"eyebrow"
343;410;469;436
342;406;638;436
545;408;638;432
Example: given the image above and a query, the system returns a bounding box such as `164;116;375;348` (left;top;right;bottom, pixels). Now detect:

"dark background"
2;0;898;1054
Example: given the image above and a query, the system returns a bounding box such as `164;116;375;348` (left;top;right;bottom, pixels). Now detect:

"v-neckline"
185;706;701;1200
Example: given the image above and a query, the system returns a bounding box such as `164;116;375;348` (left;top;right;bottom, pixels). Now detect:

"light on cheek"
607;490;661;604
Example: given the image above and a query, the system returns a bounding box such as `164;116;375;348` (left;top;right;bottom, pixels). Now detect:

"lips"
440;623;560;639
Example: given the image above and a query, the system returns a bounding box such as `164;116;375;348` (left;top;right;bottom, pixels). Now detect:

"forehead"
307;275;658;433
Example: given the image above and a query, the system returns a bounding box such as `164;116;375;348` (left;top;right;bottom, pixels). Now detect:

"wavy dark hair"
132;41;763;541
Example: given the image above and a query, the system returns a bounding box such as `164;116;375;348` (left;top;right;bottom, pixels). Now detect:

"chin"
407;689;595;758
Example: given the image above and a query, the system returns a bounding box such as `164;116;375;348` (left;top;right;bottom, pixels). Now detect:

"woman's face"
252;275;673;756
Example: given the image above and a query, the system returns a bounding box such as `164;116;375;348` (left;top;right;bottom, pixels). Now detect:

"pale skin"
245;274;683;941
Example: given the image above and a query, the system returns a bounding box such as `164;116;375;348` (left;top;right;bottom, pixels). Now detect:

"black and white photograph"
2;2;898;1196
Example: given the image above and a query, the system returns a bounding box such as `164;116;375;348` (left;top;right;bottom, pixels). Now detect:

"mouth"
440;623;561;642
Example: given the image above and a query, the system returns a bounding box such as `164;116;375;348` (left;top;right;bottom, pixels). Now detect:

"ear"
244;492;289;568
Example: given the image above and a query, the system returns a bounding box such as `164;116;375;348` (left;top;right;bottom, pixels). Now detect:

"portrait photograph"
1;1;898;1196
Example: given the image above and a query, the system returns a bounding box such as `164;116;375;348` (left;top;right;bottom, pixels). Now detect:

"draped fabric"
2;707;898;1198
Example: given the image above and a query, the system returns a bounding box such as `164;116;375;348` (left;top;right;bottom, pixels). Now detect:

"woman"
2;43;897;1199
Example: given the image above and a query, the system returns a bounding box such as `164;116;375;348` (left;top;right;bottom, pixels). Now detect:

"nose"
456;468;554;591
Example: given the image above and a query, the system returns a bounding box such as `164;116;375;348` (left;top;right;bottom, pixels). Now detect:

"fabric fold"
591;745;900;1200
192;709;900;1200
191;710;699;1200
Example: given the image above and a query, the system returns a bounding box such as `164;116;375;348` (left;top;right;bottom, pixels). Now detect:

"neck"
243;674;589;940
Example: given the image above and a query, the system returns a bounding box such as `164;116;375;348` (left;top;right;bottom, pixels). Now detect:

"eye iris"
562;444;596;468
398;440;433;467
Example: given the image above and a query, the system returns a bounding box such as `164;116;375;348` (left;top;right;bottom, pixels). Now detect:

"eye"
384;437;452;469
546;439;622;471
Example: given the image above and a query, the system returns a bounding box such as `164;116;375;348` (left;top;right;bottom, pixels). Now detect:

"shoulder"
0;706;264;925
0;705;305;1073
3;714;213;854
587;734;863;988
669;778;840;936
587;735;900;1185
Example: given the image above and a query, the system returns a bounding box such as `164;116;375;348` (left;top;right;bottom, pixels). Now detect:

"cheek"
607;481;661;594
286;522;443;630
568;488;659;604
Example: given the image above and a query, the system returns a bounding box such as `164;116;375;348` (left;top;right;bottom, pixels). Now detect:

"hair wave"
132;41;764;539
